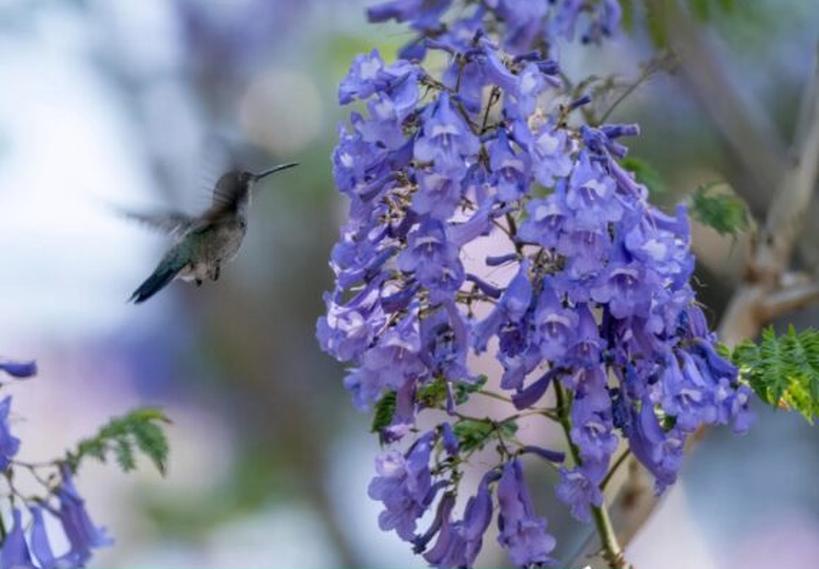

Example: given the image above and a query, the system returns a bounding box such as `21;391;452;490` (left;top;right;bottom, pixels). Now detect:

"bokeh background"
1;0;818;567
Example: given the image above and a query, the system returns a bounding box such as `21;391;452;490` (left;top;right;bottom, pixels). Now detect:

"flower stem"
554;383;628;569
591;498;628;569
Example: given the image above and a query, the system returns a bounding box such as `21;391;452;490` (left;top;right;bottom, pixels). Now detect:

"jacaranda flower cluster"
0;360;112;568
318;1;754;566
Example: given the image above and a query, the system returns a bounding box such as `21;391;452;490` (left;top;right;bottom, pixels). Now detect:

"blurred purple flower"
0;396;21;470
497;459;557;567
0;360;37;379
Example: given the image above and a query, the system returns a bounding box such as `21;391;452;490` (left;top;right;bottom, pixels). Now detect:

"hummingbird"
127;162;298;303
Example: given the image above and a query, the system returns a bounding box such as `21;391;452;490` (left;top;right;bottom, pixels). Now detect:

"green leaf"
731;326;819;422
67;408;170;475
620;0;635;33
453;420;494;452
453;418;517;453
690;0;711;20
417;378;447;408
691;182;749;237
645;0;670;48
454;375;488;405
371;391;397;433
620;156;666;195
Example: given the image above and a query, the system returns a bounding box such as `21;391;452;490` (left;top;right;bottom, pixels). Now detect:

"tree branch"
759;281;819;321
645;0;789;217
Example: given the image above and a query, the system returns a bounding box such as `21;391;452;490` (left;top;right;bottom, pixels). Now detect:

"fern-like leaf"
66;407;171;475
731;327;819;422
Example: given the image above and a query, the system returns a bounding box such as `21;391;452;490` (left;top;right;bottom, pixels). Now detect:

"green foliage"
417;377;448;408
416;374;489;408
453;418;518;453
454;375;488;405
66;408;171;475
645;0;669;48
371;391;397;433
640;0;738;46
731;326;819;422
690;0;736;21
691;182;749;237
621;156;666;195
620;0;636;33
373;376;491;436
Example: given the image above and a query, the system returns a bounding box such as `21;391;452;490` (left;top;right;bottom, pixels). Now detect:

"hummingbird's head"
212;163;298;207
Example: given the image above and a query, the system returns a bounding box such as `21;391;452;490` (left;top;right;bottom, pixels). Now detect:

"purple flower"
420;302;471;380
0;395;21;470
494;0;549;53
320;2;754;565
398;219;465;293
558;223;612;276
518;195;567;249
412;169;463;220
0;360;37;379
339;51;421;119
570;383;618;463
30;506;61;569
565;152;622;227
1;509;35;569
317;283;386;363
489;130;531;202
339;50;386;104
555;463;605;523
345;309;426;410
356;96;408;151
581;0;622;43
534;281;577;361
504;63;556;118
423;472;495;568
590;262;655;320
496;459;557;567
499;323;543;391
440;422;459;456
367;0;452;31
526;123;574;188
625;398;685;493
473;260;533;353
661;351;718;432
563;304;604;367
368;432;436;541
414;93;480;174
55;466;113;566
331;124;387;198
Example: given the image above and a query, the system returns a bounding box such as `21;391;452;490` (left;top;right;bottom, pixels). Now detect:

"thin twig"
600;449;632;492
598;54;672;124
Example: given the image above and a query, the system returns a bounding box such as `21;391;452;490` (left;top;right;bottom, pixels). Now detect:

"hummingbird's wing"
210;170;244;210
121;210;198;238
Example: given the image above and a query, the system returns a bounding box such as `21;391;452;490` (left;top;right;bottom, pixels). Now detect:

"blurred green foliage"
621;156;667;195
729;327;819;423
691;182;749;236
66;408;171;476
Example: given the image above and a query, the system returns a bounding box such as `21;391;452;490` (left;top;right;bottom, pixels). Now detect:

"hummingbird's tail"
130;255;187;304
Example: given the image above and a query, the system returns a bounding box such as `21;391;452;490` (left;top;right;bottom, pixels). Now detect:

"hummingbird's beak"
252;162;299;181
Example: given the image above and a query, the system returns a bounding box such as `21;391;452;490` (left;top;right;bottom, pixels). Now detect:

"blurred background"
1;0;818;567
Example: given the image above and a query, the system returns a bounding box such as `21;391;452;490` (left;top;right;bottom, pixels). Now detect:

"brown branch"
759;280;819;322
